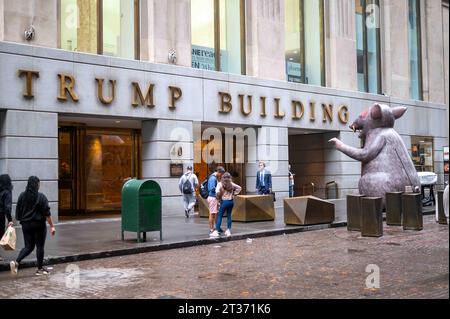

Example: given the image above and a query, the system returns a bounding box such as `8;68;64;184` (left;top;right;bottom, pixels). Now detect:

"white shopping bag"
0;226;16;251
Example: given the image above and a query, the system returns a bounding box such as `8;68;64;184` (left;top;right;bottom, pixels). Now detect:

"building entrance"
194;126;247;193
58;125;141;219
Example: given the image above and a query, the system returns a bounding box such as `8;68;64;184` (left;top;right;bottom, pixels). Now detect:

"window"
60;0;140;59
408;0;423;100
285;0;325;86
191;0;246;74
355;0;381;94
411;136;434;172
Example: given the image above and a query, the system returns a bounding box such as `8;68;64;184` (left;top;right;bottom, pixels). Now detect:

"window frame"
285;0;326;86
59;0;141;60
408;0;424;100
411;136;434;172
193;0;246;75
356;0;382;94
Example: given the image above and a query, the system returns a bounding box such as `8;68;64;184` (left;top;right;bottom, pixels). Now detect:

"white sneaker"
36;268;50;276
209;230;220;238
10;261;18;275
0;256;3;262
225;229;231;237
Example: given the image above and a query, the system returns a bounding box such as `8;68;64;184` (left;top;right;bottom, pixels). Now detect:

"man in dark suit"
256;161;272;195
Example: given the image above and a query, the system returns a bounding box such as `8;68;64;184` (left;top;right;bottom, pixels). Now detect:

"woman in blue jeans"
210;172;241;238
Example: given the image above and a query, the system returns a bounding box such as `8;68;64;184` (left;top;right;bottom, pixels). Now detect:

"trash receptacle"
121;179;162;242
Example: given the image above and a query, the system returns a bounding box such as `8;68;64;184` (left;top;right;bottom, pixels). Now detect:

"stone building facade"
0;0;448;222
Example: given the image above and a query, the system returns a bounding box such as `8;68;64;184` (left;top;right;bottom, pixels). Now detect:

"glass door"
58;127;77;215
58;125;141;218
85;129;140;213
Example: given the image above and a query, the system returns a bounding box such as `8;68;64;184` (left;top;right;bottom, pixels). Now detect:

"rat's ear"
370;103;382;120
392;106;407;119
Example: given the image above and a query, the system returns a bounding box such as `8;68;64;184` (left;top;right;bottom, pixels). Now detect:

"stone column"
0;110;59;222
443;3;449;135
420;0;446;104
140;0;191;67
0;0;4;41
142;119;194;216
245;0;286;80
1;0;57;48
381;0;410;99
325;0;358;91
245;126;289;209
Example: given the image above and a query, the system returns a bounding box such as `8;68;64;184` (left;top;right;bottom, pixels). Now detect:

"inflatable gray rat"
329;103;420;200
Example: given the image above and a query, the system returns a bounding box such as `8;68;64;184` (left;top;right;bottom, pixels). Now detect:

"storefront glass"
285;0;302;83
85;132;134;212
191;0;216;71
219;0;243;74
102;0;135;59
60;0;138;59
58;126;141;217
191;0;245;74
411;136;434;172
194;127;246;193
408;0;423;100
285;0;324;86
60;0;98;54
356;0;381;94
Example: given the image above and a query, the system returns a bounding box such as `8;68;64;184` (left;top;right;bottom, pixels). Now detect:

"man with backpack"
178;165;199;218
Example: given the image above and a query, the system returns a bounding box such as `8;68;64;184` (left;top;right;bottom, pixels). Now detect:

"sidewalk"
0;205;436;271
0;206;348;271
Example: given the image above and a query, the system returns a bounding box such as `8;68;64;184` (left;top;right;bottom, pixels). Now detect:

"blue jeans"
216;200;234;231
289;185;294;198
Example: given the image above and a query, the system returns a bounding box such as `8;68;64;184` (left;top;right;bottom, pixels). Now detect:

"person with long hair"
0;174;14;262
10;176;56;276
210;172;241;238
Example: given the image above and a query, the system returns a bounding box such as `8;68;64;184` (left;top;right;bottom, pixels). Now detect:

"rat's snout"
350;118;366;139
350;120;363;132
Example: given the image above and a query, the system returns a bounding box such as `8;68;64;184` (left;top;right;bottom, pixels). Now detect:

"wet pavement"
0;206;348;270
0;215;447;299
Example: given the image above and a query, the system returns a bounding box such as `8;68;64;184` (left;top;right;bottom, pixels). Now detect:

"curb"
0;208;436;272
0;221;347;272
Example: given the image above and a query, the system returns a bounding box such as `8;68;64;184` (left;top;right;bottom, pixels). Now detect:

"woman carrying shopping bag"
0;174;14;261
210;172;241;238
10;176;56;276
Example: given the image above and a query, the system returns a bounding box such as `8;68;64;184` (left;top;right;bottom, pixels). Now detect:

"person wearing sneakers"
10;176;56;276
178;165;199;218
0;174;14;262
210;172;241;238
207;166;225;236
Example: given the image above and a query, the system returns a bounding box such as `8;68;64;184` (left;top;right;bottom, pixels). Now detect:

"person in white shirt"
289;164;295;198
178;165;199;218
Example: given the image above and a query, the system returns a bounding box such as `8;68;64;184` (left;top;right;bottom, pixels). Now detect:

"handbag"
0;225;16;251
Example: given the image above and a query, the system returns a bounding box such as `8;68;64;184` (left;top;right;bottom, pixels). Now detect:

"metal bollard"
386;192;403;226
361;197;383;237
347;195;365;231
437;191;448;225
402;193;423;231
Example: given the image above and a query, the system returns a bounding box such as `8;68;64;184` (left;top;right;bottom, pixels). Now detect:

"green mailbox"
121;179;162;242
